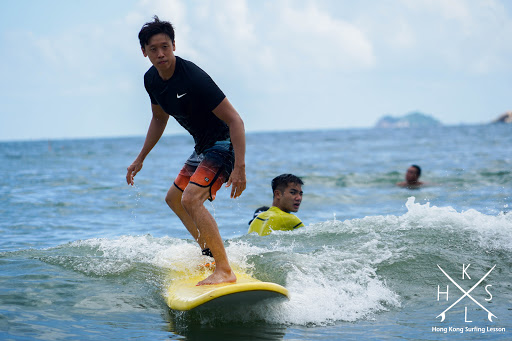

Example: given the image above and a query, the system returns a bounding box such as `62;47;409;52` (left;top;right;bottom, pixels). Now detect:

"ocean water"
1;124;511;340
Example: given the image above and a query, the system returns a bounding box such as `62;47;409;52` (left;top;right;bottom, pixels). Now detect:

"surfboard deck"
165;269;289;311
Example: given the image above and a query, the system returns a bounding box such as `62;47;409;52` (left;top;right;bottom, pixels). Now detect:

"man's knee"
181;190;198;212
166;185;183;211
181;185;209;212
165;192;174;208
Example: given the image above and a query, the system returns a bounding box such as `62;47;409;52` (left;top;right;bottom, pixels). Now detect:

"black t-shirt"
144;56;229;154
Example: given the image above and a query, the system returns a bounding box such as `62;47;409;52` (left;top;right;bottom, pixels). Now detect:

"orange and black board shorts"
173;140;234;201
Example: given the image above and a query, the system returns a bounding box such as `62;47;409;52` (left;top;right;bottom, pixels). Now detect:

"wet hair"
253;206;270;217
271;174;304;197
138;15;175;49
411;165;421;177
248;206;269;225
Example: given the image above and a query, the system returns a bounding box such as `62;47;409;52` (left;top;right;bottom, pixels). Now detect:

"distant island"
492;111;512;124
375;111;442;128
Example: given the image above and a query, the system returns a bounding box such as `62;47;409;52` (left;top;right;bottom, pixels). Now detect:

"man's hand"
126;161;143;185
226;165;246;198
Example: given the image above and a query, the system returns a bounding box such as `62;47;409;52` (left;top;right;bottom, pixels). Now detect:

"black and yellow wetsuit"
248;206;304;236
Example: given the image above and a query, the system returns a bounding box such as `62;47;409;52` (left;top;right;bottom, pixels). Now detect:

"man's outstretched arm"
126;104;169;185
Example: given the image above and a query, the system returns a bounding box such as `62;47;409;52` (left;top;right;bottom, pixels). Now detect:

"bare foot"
196;269;236;286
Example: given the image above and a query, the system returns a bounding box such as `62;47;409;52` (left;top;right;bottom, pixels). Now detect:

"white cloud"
401;0;471;22
133;1;375;73
1;0;511;141
213;0;254;43
390;0;512;74
276;2;375;70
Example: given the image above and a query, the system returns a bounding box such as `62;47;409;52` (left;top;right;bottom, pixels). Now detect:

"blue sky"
1;0;511;141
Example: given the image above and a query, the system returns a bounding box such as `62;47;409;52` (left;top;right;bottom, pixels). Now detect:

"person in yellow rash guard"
248;174;304;236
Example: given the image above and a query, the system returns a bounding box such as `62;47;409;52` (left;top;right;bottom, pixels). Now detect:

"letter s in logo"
485;285;493;301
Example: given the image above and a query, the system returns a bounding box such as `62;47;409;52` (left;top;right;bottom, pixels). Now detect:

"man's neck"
272;205;290;214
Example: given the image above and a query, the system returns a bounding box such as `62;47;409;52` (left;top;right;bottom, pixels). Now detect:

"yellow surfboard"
165;268;289;311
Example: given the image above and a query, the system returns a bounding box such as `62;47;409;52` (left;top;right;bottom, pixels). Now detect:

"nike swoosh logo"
177;93;187;99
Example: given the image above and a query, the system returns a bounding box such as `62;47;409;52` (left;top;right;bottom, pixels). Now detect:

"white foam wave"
226;239;401;325
54;198;512;327
277;263;400;325
296;197;512;252
58;234;402;325
403;197;512;251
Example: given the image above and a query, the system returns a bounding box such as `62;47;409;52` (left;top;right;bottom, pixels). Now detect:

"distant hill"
375;111;442;128
491;111;512;124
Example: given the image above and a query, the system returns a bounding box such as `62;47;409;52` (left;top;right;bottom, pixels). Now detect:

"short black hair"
411;165;421;177
248;206;269;225
138;15;175;49
271;174;304;196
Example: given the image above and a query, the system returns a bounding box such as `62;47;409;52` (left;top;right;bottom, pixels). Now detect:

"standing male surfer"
126;16;246;285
